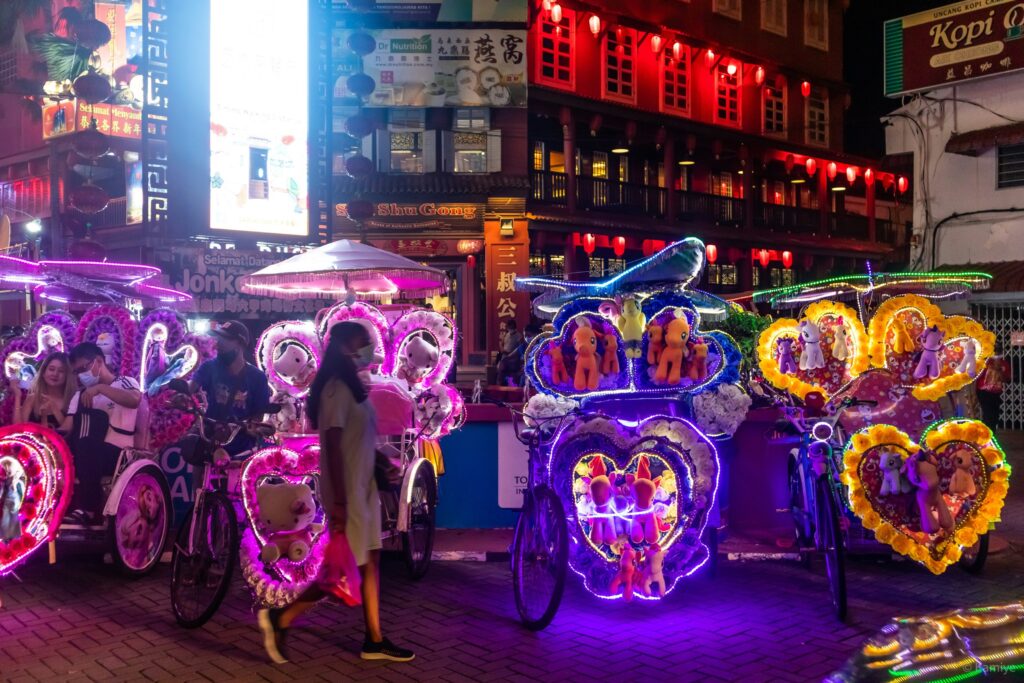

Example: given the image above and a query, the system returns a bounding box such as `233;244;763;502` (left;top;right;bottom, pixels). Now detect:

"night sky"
844;0;952;157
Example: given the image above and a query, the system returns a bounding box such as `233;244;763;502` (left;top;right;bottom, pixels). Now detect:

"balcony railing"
83;196;130;229
530;171;895;243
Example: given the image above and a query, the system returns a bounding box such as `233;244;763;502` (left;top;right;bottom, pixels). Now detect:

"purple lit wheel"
815;476;846;621
958;534;989;574
512;485;568;631
109;464;171;577
402;461;437;580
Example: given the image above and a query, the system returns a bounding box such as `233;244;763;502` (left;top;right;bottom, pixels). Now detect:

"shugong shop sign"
334;202;483;231
885;0;1024;96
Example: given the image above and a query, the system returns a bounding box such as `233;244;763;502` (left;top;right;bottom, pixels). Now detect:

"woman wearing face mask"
259;321;414;665
10;352;75;429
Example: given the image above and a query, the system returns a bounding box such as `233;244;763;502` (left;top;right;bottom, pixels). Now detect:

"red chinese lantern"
726;61;738;77
612;236;626;257
550;3;562;23
758;249;770;268
72;126;110;159
582;233;596;255
344;154;373;178
69;183;110;214
73;73;112;104
897;176;909;193
705;48;716;65
782;250;793;268
801;81;811;97
542;0;552;9
672;41;683;62
784;154;795;173
805;158;817;176
846;166;857;184
466;254;476;269
864;168;874;185
651;35;663;54
754;66;765;86
826;161;838;180
642;239;654;257
346;199;375;222
589;14;601;36
706;244;718;264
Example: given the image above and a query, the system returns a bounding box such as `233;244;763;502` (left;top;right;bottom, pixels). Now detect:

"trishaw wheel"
109;464;171;577
958;533;989;575
788;458;813;570
170;493;238;628
402;461;437;580
815;476;847;621
513;485;567;631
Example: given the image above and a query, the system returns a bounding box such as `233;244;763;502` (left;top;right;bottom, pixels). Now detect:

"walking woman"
9;352;75;429
258;321;414;664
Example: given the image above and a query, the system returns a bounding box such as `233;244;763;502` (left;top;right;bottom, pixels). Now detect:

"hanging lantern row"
774;154;908;194
575;232;632;256
705;244;796;269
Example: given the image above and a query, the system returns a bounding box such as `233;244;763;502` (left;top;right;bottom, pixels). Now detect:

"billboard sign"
333;28;526;107
332;0;526;22
210;0;309;237
885;0;1024;96
42;101;141;140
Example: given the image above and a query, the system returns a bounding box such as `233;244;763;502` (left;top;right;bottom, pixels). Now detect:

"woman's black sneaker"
257;608;289;664
360;638;415;662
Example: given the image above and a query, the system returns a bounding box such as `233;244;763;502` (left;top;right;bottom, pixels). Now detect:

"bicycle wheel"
109;464;172;577
958;533;989;574
170;492;238;628
512;485;568;631
402;462;437;580
788;456;813;569
815;476;847;621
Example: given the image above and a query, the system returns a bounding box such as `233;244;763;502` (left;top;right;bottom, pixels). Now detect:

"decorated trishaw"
167;240;464;625
504;238;741;629
753;271;1012;619
0;255;203;590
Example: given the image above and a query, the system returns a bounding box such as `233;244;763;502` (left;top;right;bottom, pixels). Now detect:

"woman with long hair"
9;352;75;429
258;321;414;665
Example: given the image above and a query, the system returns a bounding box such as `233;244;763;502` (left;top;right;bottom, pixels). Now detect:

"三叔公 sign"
885;0;1024;96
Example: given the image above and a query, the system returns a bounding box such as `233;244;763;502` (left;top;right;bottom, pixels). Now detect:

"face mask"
354;344;375;369
216;348;239;365
78;364;99;388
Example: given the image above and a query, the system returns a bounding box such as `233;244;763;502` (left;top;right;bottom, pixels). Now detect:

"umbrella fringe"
239;268;448;298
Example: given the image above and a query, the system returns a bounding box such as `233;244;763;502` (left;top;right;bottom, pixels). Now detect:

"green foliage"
28;33;92;82
713;307;771;374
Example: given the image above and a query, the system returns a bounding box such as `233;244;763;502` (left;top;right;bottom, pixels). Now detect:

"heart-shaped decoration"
138;309;213;395
758;300;869;400
75;304;138;377
317;302;392;374
834;369;941;441
0;424;74;576
841;419;1010;574
388;310;456;390
1;311;77;383
257;321;322;397
239;445;327;607
867;294;995;401
548;415;718;600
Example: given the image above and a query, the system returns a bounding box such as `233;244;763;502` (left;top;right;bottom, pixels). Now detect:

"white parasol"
237;239;448;299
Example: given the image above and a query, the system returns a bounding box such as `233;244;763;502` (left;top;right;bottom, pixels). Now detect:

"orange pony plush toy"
609;538;636;602
583;457;617;546
687;342;709;382
573;317;601;391
655;310;690;385
630;455;662;544
891;320;916;355
547;344;570;385
600;332;620;376
646;322;665;365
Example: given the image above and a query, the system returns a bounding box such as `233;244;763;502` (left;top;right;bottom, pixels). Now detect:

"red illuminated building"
525;0;910;294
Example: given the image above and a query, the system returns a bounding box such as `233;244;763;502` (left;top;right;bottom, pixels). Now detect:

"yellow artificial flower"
875;526;896;544
972;517;990;533
862;511;881;529
943;544;960;562
955;528;978;547
991;468;1009;482
852;434;871;452
892;536;912;555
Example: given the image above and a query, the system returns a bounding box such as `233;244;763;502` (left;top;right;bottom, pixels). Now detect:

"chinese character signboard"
333;28;527;107
42;101;142;140
486;241;529;352
885;0;1024;96
335;202;484;233
332;0;526;22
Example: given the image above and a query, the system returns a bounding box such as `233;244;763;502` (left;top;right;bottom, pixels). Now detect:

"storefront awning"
936;261;1024;293
945;122;1024;157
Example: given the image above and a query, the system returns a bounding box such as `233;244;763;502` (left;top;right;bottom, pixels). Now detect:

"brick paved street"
2;458;1024;683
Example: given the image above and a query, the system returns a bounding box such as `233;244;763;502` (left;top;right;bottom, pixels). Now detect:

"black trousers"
978;391;1003;429
71;440;122;513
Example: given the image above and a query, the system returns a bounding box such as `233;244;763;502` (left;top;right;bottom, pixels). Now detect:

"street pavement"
2;465;1024;682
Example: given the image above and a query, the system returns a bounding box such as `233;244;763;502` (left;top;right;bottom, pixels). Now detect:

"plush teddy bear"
273;341;317;390
891;320;916;355
397;335;439;387
96;332;117;368
256;482;324;563
832;317;850;361
904;451;954;535
777;337;798;374
687;342;709;382
616;297;646;359
608;538;636;602
956;340;978;377
638;544;666;598
947;450;977;497
646;322;665;365
547;344;570;385
655;310;690;385
572;317;601;391
600;332;620;376
630;456;662;545
798;319;825;370
878;451;909;496
581;457;617;546
914;325;945;380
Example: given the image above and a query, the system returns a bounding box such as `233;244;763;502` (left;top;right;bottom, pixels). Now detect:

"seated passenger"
9;352;76;429
65;342;141;524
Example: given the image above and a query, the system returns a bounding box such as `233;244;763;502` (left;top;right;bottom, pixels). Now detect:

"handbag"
318;530;362;606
